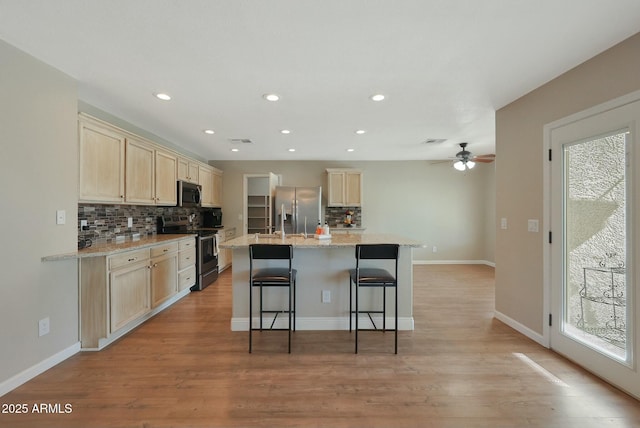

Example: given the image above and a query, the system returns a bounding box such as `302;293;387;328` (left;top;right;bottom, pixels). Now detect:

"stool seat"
349;268;395;284
253;268;297;283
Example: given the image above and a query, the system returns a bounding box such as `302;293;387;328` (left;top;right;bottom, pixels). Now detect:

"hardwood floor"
2;264;640;427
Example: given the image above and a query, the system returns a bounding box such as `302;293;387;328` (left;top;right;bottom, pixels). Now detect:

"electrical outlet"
38;317;50;337
528;219;539;233
80;219;88;228
127;217;133;228
322;290;331;303
500;218;508;229
432;246;437;253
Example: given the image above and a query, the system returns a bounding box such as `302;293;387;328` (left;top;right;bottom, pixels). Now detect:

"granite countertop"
42;234;196;261
220;233;423;249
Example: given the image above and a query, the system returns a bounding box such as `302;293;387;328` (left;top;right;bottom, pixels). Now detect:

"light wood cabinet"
110;259;150;332
326;169;362;207
155;150;178;206
78;113;224;208
199;165;213;207
125;137;156;204
177;157;199;184
212;169;223;207
150;250;178;308
79;239;192;350
78;115;126;203
178;238;196;291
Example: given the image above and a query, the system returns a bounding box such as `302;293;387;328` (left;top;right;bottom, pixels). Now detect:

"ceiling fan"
452;142;495;171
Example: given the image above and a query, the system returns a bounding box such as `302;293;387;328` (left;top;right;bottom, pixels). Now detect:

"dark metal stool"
349;244;399;354
249;244;296;353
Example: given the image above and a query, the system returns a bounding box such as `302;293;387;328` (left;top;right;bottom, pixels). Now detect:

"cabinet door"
125;138;155;204
177;158;199;183
345;171;362;206
110;262;150;332
79;118;125;203
327;172;346;206
150;253;178;308
199;165;214;207
212;170;223;207
155;150;177;206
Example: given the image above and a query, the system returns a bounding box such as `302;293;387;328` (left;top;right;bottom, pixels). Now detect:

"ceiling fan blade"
474;154;495;159
474;158;495;163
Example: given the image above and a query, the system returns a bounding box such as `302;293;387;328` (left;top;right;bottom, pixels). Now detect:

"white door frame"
543;89;640;399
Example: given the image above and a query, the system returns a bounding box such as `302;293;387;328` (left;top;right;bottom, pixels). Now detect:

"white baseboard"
494;310;547;347
0;341;80;397
413;260;495;267
231;316;414;331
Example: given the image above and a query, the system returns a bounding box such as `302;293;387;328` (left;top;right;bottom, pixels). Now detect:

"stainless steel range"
157;216;219;291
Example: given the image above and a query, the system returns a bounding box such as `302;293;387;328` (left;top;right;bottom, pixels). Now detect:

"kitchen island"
220;233;423;331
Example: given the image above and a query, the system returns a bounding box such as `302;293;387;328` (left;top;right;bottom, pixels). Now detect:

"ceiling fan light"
466;160;476;169
453;161;466;171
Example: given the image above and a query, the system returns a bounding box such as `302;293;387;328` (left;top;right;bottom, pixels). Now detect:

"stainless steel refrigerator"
274;186;322;235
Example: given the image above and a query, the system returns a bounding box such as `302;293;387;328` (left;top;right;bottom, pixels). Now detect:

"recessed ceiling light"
370;94;385;102
230;148;239;152
263;93;280;101
346;148;355;152
355;129;366;135
288;148;296;152
203;129;215;135
280;129;291;134
154;93;171;101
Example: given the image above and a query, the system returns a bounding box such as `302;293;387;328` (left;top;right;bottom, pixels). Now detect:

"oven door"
196;234;218;289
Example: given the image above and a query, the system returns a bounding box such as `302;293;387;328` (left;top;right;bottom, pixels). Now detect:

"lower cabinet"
150;243;179;308
110;260;150;332
79;237;195;350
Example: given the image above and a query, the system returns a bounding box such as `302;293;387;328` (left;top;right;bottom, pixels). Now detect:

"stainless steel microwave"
177;181;201;207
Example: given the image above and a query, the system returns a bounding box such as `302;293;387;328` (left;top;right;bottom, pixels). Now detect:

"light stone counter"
223;233;424;334
220;233;422;249
42;234;195;261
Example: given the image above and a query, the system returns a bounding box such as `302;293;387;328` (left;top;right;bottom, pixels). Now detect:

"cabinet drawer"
109;248;150;270
150;242;178;258
179;248;196;270
179;238;196;250
178;265;196;291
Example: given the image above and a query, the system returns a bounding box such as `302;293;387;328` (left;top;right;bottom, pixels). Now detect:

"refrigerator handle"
293;198;297;232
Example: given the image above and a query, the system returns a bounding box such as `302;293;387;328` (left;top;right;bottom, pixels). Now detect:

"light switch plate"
500;218;508;230
56;210;66;225
528;219;539;233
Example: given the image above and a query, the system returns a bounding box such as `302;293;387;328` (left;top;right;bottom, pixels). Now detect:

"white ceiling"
1;1;640;161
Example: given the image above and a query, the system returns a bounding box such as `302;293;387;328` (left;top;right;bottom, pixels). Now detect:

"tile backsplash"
78;204;203;246
325;206;362;227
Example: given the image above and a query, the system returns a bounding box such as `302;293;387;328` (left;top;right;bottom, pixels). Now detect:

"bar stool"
349;244;399;354
249;244;296;353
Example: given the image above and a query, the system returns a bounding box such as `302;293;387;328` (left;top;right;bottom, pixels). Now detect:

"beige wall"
211;160;496;263
0;40;78;389
495;32;640;335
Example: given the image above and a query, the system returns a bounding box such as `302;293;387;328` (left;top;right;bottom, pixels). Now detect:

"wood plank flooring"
2;264;640;427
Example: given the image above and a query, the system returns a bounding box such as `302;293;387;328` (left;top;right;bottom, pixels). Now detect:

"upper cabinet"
78;113;218;207
177;157;199;184
155;149;177;206
125;137;155;204
199;164;223;208
78;115;126;203
326;169;362;207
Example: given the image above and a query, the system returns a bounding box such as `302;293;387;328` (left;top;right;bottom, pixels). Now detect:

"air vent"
229;138;254;144
422;138;447;144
